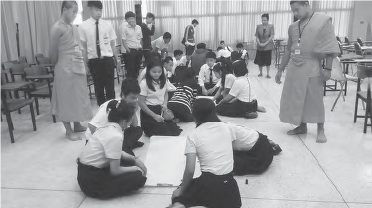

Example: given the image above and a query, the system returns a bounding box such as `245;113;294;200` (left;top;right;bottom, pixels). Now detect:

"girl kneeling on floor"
77;100;147;199
216;60;265;118
171;98;241;208
139;58;182;137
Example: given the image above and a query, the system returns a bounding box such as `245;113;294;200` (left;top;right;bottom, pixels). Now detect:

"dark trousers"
88;57;115;106
167;102;193;122
126;49;143;79
185;45;195;56
197;83;219;96
122;126;143;156
77;160;146;199
142;50;152;66
216;100;257;117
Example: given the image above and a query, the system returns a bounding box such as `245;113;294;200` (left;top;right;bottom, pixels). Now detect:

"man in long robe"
275;0;340;143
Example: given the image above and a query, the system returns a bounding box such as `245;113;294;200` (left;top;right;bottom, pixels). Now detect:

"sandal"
258;74;263;77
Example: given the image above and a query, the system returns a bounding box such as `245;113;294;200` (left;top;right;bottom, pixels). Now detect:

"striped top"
168;80;198;112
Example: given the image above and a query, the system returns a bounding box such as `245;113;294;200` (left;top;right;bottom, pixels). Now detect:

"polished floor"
1;61;372;208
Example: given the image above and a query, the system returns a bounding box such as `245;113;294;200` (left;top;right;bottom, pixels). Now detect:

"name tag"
295;49;301;55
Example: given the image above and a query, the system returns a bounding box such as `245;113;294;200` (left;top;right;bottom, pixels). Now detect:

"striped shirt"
168;80;198;111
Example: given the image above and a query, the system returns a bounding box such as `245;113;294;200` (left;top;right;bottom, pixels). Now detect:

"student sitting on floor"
77;100;147;199
138;58;182;137
212;63;236;104
198;51;221;96
170;98;242;208
236;43;248;61
228;123;281;175
167;69;198;122
85;78;143;155
172;50;187;74
216;60;266;119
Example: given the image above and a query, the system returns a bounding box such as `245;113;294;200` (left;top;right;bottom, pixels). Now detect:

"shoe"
245;112;258;119
258;74;263;77
133;141;144;149
266;75;271;79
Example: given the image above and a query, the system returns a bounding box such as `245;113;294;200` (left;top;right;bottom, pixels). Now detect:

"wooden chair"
1;73;37;143
345;37;350;45
34;53;44;62
9;63;30;82
19;56;27;64
353;64;372;133
357;38;364;47
336;36;342;43
24;66;56;123
1;61;18;83
36;57;51;65
354;42;364;56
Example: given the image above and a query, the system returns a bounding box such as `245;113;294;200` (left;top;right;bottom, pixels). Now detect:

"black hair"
106;100;136;123
217;46;223;51
163;32;172;39
262;13;269;20
231;51;241;62
233;60;248;77
163;56;173;65
192;19;199;25
174;50;183;56
207;49;212;52
236;43;244;48
212;63;230;89
180;68;196;86
121;78;140;97
197;43;206;49
290;0;309;5
220;40;225;44
146;12;155;20
206;51;216;59
125;11;136;20
192;99;221;127
87;1;102;9
61;1;78;14
145;58;166;91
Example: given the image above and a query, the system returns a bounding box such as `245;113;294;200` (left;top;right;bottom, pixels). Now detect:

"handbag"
244;76;258;119
161;108;174;121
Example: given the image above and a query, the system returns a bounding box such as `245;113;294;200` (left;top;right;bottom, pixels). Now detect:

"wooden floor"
1;61;372;208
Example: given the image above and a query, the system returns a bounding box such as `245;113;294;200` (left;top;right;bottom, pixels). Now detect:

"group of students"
78;75;281;207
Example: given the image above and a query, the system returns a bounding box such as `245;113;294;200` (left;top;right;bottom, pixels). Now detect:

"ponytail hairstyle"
61;1;78;14
106;99;136;124
212;63;230;89
192;98;221;127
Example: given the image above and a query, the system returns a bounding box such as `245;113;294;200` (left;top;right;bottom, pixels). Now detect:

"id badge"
295;49;301;55
74;46;80;51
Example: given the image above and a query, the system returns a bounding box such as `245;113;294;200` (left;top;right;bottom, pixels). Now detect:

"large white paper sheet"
144;136;201;187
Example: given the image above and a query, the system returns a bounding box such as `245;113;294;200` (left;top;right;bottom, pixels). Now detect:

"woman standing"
254;13;275;78
50;1;92;141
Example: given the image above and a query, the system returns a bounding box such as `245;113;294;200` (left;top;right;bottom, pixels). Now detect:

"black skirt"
77;160;146;199
172;172;242;208
233;132;274;175
216;100;258;117
254;50;272;66
140;105;182;137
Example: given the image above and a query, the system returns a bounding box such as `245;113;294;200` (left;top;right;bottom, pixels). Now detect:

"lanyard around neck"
298;12;315;43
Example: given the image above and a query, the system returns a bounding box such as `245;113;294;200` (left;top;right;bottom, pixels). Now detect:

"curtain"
1;1;18;62
18;1;61;63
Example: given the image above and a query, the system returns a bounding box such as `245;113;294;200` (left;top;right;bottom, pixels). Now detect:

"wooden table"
340;59;372;64
361;46;372;50
25;74;53;80
1;81;33;91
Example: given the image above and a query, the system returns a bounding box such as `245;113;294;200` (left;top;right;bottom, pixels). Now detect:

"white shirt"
239;49;248;59
227;123;259;151
79;123;123;168
185;122;236;175
224;74;237;89
78;18;117;59
224;46;233;52
119;21;128;53
217;49;231;58
122;24;143;49
151;36;171;52
140;79;169;105
138;67;176;92
198;64;221;87
229;76;257;102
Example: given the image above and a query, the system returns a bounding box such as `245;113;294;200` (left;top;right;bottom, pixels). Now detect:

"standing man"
182;19;198;56
151;32;172;60
79;0;119;106
122;11;143;79
140;12;155;66
275;0;340;143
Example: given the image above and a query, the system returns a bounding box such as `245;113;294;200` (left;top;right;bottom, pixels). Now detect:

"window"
73;0;83;25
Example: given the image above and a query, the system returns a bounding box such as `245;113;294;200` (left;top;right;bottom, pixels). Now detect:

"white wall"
350;1;372;41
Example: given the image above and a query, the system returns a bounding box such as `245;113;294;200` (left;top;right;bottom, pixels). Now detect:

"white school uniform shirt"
217;49;231;58
151;36;171;52
185;122;236;175
229;76;257;102
224;74;237;89
78;18;117;59
138;67;176;92
140;79;170;105
224;46;233;52
198;63;221;87
239;49;248;59
119;21;128;53
227;123;259;151
79;122;123;168
122;23;143;49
